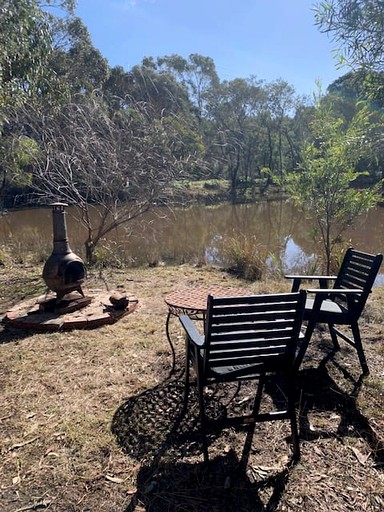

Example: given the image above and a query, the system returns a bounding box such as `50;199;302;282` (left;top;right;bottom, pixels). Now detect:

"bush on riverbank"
223;233;266;280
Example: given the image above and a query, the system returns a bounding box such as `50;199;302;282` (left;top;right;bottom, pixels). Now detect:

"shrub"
223;234;265;281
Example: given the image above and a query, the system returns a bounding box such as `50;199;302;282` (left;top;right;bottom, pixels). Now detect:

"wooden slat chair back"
179;290;306;464
287;248;383;374
203;292;305;381
333;248;382;315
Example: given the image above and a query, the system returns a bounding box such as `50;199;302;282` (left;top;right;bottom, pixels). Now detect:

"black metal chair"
286;248;383;374
179;290;306;464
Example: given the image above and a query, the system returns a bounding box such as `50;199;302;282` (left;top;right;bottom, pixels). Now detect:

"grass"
223;233;266;280
0;261;384;511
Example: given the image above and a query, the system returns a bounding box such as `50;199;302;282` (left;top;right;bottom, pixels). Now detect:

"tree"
276;98;380;272
0;0;75;209
314;0;384;71
0;1;75;109
126;61;193;118
157;54;219;124
206;77;268;201
49;16;110;95
324;71;384;189
24;95;201;263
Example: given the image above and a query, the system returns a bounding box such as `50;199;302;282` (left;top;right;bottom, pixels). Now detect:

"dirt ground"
0;263;383;511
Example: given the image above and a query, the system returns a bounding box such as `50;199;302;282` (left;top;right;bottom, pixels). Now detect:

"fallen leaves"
348;445;371;466
8;437;39;451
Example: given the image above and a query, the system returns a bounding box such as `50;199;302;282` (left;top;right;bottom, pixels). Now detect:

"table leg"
165;310;176;372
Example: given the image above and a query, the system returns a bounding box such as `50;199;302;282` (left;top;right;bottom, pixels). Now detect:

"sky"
75;0;346;98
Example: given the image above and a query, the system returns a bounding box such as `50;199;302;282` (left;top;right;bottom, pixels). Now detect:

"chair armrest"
307;288;364;295
285;274;337;292
179;314;205;347
285;274;337;280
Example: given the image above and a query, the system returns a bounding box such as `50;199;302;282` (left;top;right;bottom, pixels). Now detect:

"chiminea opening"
42;202;86;303
63;260;85;285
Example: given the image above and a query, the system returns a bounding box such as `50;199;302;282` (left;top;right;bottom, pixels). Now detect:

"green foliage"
0;133;41;208
314;0;384;71
50;17;110;95
0;1;75;116
276;97;381;272
0;0;76;208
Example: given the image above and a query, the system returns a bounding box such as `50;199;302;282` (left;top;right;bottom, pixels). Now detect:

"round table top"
164;285;251;312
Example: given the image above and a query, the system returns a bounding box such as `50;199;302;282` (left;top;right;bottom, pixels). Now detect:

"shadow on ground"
112;345;383;512
0;324;34;344
297;353;384;467
112;378;292;511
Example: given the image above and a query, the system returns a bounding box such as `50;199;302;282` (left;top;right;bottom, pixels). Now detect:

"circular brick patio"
3;289;138;331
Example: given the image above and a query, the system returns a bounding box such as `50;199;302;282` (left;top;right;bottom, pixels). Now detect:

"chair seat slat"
209;347;290;361
210;307;301;319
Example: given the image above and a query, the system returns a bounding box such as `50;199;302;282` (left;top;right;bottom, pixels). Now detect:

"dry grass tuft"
0;263;383;511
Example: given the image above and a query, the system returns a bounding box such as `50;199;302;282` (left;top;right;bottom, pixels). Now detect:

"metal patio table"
164;285;250;371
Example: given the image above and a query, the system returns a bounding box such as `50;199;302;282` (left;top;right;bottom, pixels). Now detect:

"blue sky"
75;0;346;97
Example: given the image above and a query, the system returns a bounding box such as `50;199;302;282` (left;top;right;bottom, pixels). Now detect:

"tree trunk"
85;241;95;265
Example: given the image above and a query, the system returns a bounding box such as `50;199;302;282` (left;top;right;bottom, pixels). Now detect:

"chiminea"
43;202;86;302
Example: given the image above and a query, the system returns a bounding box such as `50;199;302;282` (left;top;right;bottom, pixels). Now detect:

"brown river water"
1;201;383;280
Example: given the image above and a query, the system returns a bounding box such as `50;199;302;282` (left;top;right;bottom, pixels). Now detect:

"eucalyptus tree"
102;66;134;111
315;2;384;198
156;53;219;126
264;79;300;176
126;61;193;118
314;0;384;71
206;77;267;201
0;0;75;110
322;71;384;189
314;1;384;143
49;16;110;96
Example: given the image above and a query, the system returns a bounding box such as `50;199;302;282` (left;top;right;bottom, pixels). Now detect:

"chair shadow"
295;350;384;468
125;452;290;512
112;377;294;512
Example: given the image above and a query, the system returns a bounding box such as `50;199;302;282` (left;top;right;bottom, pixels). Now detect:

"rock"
109;292;129;309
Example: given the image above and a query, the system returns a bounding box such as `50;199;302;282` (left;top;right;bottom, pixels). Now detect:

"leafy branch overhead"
314;0;384;71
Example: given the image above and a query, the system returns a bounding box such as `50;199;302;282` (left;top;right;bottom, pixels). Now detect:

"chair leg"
288;379;300;462
328;323;340;351
351;323;369;375
293;319;316;372
252;377;264;418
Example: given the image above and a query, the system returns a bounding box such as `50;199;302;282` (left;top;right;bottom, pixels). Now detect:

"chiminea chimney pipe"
51;202;71;254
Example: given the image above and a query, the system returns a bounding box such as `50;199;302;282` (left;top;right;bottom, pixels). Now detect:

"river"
1;201;383;277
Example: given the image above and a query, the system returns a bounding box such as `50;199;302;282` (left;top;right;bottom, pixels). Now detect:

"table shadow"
112;377;294;512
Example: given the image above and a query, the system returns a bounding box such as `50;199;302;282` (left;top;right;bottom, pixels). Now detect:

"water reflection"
1;201;383;274
266;236;317;275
